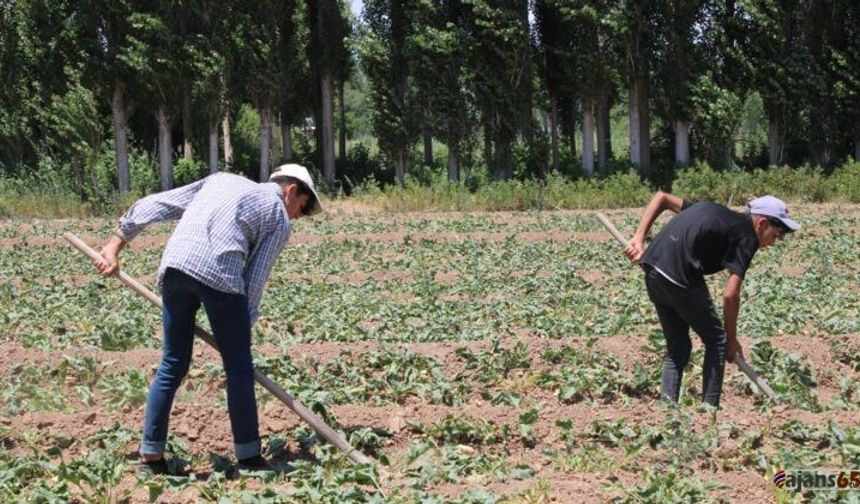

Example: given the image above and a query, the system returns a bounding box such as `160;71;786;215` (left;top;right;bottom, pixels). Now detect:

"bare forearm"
723;295;740;343
105;234;126;253
633;191;684;240
95;233;126;276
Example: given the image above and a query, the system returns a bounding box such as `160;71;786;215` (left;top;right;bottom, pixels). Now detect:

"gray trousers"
644;266;727;407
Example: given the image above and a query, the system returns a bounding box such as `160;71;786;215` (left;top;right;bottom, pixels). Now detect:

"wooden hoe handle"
595;212;630;248
63;232;373;465
734;355;778;401
591;214;780;402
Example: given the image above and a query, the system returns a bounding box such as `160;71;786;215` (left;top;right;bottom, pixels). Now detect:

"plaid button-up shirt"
116;173;291;322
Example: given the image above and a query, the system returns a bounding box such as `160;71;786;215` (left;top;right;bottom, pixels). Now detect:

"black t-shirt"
641;201;759;288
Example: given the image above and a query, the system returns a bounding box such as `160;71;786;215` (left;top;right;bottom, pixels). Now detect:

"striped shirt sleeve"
115;178;208;242
243;217;290;323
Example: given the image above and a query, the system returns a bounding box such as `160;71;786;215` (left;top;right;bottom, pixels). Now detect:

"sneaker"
236;454;277;473
137;458;169;477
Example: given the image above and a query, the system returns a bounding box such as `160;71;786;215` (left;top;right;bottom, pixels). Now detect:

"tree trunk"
447;150;459;182
629;86;640;167
3;140;23;171
582;104;595;177
549;92;560;174
156;106;173;190
423;133;433;166
601;99;612;162
483;127;493;170
629;81;651;171
208;122;219;174
223;110;234;169
183;91;193;160
111;80;131;193
768;119;782;166
338;80;347;159
419;92;432;165
394;148;407;186
854;116;859;161
674;119;691;168
282;121;293;162
596;99;609;176
259;105;272;181
321;72;336;187
568;101;577;160
716;142;733;170
493;138;513;181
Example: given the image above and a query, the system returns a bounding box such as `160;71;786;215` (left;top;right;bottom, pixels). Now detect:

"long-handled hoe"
593;213;779;402
64;232;375;465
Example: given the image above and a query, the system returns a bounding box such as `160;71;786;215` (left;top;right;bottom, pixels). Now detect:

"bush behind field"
357;159;860;211
672;160;860;205
1;158;859;217
355;171;655;212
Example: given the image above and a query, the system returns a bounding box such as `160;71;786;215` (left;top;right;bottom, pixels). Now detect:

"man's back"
160;172;290;300
641;202;759;288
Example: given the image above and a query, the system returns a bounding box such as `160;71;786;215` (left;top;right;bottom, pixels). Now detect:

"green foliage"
356;170;653;212
359;0;419;175
456;340;531;384
173;158;208;187
823;159;860;202
56;449;128;504
538;344;627;403
518;407;539;446
0;199;858;500
232;103;263;178
0;450;69;502
748;341;819;410
673;163;831;204
1;364;69;415
97;368;150;411
612;468;720;503
409;415;506;446
689;74;743;169
337;142;391;190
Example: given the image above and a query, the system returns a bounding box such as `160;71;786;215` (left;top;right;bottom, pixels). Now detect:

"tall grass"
674;160;860;205
2;159;858;218
357;159;860;212
356;171;657;212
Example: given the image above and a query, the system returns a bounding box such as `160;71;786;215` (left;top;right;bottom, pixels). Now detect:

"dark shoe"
236;454;277;473
137;458;169;477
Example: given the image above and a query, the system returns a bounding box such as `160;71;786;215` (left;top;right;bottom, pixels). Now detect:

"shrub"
173;158;208;187
673;162;829;205
337;143;391;192
823;158;860;203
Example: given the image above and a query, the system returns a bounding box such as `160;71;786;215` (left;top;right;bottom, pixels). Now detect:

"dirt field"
1;203;858;503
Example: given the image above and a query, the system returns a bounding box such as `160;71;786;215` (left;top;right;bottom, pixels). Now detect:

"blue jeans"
140;268;261;459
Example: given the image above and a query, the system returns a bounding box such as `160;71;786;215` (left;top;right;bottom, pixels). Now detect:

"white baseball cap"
269;163;323;216
748;195;800;232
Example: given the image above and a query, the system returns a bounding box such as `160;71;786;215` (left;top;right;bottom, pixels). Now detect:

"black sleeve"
681;199;695;211
721;237;758;278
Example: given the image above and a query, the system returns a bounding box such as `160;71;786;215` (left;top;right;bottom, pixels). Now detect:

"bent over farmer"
93;164;321;475
625;192;799;407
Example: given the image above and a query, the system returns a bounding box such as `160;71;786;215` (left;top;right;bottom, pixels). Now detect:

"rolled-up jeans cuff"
235;439;261;460
140;440;166;456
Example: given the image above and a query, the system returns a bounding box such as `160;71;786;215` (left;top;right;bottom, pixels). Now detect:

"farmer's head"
747;195;800;247
269;164;322;219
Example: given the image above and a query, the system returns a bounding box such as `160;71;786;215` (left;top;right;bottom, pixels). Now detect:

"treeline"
1;0;858;198
1;0;350;196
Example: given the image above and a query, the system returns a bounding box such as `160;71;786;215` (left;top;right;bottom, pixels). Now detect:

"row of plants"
1;206;858;501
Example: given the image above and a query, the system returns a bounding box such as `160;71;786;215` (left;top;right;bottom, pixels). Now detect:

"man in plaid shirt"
94;164;321;475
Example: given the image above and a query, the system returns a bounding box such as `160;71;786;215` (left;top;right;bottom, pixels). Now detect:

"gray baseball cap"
748;195;800;232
